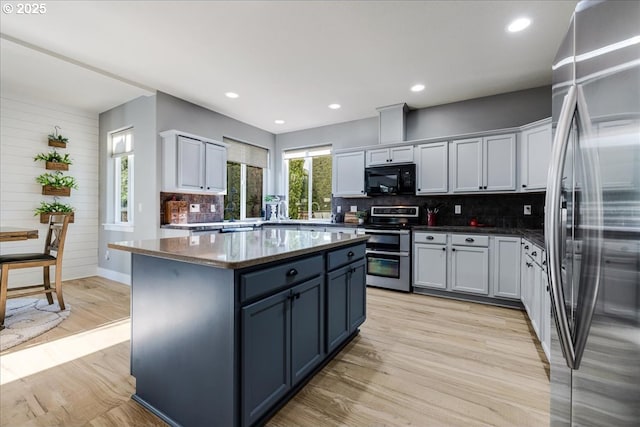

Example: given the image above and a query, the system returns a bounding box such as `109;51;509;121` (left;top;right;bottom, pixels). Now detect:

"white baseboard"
97;267;131;286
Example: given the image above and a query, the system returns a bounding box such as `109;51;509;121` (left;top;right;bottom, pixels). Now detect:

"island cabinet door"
241;289;291;427
348;259;367;333
291;277;325;385
326;265;350;353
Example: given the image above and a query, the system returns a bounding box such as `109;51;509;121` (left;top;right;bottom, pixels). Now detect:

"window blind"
283;145;332;159
223;137;268;169
111;128;134;158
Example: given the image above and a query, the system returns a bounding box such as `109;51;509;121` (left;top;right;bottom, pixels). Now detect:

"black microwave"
365;163;416;196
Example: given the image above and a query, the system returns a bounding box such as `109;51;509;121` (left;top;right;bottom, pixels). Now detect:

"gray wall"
274;86;551;194
156;92;277;193
406;86;551;140
99;94;157;275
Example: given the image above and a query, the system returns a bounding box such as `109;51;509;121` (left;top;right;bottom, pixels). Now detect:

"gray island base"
109;229;368;427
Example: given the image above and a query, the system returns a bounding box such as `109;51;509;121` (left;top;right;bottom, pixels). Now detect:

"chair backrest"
45;214;71;259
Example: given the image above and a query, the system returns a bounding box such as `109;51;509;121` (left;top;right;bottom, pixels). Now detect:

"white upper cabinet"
333;151;366;197
520;120;552;191
366;145;413;166
415;142;448;194
161;130;228;194
452;133;516;192
452;138;483;192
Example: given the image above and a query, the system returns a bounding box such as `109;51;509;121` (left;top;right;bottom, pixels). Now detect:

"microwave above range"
364;163;416;196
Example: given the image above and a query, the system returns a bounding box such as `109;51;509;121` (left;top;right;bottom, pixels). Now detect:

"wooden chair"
0;214;71;330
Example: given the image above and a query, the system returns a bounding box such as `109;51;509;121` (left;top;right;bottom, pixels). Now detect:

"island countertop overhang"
108;229;369;269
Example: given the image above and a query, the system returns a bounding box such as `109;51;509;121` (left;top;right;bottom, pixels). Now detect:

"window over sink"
223;137;267;221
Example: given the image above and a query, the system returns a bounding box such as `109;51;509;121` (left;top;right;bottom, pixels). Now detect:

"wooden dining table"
0;227;39;242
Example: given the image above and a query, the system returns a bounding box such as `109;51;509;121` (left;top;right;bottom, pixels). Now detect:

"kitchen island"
108;229;368;427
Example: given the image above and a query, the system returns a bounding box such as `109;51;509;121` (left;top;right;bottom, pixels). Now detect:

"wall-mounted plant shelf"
42;185;71;197
39;212;74;224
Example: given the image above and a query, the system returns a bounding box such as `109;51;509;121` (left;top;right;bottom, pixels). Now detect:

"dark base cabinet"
326;258;366;353
127;241;367;427
242;277;324;427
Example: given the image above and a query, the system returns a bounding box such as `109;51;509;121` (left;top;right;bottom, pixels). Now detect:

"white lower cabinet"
491;236;521;299
414;243;448;290
520;239;550;360
450;245;489;295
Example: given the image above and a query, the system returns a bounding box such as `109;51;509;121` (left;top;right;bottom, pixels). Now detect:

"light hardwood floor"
0;277;549;426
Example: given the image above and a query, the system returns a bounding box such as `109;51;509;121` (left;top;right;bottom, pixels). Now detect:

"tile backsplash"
333;192;545;229
160;192;224;224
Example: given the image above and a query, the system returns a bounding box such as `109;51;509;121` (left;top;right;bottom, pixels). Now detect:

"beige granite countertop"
109;229;368;269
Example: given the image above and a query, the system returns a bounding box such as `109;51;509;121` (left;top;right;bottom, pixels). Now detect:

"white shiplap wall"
0;96;99;286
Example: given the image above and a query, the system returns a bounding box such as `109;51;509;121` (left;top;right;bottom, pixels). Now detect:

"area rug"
0;298;70;352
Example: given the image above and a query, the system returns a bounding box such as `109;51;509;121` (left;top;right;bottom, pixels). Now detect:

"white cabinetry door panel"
452;138;483;192
416;142;448;194
413;244;447;290
333;151;365;197
484;134;516;191
521;122;552;190
205;143;227;193
492;236;521;299
178;136;204;191
451;246;489;295
366;148;390;166
390;146;414;163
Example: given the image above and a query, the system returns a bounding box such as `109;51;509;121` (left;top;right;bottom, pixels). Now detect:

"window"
284;146;332;220
223;138;268;220
111;128;134;225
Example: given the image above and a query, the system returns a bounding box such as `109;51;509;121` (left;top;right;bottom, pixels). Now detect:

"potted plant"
48;126;69;148
34;150;73;171
36;171;78;196
356;210;367;225
34;200;75;223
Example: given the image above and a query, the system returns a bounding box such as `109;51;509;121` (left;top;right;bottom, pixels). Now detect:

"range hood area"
376;103;408;144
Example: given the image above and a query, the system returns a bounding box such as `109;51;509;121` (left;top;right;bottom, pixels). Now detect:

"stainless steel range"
360;206;420;292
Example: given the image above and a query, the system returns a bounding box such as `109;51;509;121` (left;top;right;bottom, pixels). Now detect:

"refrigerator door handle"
572;85;603;369
545;84;577;369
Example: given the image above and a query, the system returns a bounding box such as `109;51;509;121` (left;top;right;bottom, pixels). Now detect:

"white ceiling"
0;0;577;133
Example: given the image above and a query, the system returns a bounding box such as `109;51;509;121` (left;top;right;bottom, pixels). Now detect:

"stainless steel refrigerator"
546;0;640;426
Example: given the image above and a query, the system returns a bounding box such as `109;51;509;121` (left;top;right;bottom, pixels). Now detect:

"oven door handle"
363;229;410;235
366;250;410;257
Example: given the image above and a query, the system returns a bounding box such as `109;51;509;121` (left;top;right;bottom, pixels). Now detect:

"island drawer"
327;243;365;271
451;234;489;247
241;254;323;302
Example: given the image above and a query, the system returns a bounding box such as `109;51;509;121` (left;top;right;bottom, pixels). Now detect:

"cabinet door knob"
452;248;456;252
418;188;421;191
427;236;434;240
207;187;210;190
287;268;298;277
522;184;527;188
465;237;474;242
479;186;482;190
526;262;532;268
200;186;204;189
532;251;537;256
442;247;446;251
347;251;354;257
524;245;529;249
484;186;487;189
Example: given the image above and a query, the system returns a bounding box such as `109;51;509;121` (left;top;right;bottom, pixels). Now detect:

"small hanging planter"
42;185;71;197
40;211;75;224
47;126;69;148
46;161;69;171
34;151;72;171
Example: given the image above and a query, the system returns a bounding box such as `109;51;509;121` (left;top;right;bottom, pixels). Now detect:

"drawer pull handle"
287;268;298;277
347;251;354;257
532;251;538;256
427;236;434;240
465;238;474;242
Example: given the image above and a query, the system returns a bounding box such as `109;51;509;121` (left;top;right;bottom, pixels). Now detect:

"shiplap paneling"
0;95;99;287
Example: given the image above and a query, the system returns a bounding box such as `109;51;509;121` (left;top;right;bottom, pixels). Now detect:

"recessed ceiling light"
328;103;341;110
225;92;239;99
274;119;285;124
507;17;531;33
411;84;425;92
